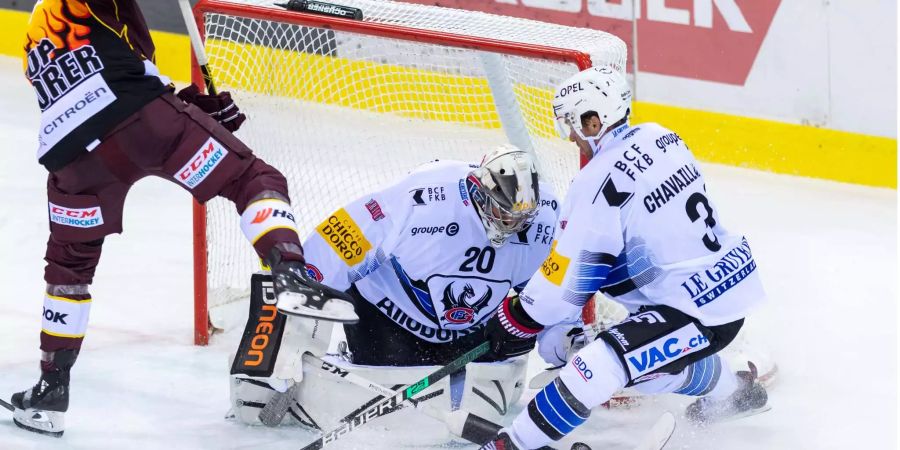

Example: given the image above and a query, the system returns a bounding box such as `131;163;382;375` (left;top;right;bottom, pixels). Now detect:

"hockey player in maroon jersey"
11;0;355;437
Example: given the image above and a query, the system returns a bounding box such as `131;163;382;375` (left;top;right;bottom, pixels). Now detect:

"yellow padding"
632;102;897;189
0;7;894;188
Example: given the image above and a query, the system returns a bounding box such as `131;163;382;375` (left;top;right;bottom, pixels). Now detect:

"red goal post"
189;0;627;345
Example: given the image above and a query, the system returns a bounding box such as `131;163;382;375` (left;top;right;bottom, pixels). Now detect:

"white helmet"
552;66;632;154
467;145;540;248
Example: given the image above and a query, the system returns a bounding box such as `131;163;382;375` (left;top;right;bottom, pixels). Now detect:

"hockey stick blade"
300;341;489;450
632;412;676;450
0;397;13;412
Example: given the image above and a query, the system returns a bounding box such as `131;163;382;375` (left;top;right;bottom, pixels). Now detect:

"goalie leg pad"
292;359;452;437
231;272;332;382
460;357;527;423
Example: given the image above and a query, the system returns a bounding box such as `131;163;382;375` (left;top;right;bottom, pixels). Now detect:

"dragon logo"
441;282;492;324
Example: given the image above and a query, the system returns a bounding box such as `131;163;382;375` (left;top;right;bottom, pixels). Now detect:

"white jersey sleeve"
519;164;628;325
522;123;766;327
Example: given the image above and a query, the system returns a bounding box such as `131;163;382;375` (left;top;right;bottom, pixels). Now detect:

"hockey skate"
480;431;521;450
268;249;358;323
685;363;769;425
11;350;78;437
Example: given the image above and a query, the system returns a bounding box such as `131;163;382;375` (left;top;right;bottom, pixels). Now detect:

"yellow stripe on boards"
0;7;894;188
632;102;897;189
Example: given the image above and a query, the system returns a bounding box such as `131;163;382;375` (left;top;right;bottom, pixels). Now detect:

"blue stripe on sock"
676;355;725;396
678;356;710;396
535;389;576;435
545;380;589;423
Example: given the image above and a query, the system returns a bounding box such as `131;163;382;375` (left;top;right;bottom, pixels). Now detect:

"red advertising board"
400;0;781;85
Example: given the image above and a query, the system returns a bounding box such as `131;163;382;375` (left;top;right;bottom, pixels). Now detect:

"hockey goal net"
190;0;628;345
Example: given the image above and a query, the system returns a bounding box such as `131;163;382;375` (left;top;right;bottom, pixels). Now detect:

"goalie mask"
467;145;540;248
552;65;632;156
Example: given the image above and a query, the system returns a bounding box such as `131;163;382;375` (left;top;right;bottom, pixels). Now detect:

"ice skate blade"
276;293;359;324
714;404;772;423
13;408;65;438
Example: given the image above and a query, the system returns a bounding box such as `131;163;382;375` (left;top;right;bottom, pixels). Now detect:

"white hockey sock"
508;339;627;448
240;198;299;245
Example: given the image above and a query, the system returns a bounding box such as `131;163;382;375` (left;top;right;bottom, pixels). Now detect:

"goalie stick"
304;352;676;450
300;341;489;449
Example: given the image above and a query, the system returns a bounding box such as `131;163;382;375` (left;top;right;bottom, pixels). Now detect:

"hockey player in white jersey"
229;145;560;428
479;67;770;449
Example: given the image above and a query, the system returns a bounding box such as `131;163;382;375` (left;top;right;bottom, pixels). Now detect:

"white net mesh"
198;0;627;332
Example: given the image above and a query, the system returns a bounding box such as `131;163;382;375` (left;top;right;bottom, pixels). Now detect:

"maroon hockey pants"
41;92;301;352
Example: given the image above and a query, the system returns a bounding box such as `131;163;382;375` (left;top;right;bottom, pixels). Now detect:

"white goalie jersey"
523;123;766;328
302;160;560;343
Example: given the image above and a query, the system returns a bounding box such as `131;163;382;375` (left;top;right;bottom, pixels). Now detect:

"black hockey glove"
177;84;247;132
484;294;543;359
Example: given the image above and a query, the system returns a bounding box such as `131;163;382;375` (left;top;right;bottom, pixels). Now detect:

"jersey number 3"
685;192;722;252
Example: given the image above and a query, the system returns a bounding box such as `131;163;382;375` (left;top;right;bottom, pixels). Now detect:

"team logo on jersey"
48;202;104;228
411;186;446;205
176;137;229;189
364;199;385;221
440;282;492;324
304;264;324;282
596;174;633;208
316;208;373;266
540;241;570;286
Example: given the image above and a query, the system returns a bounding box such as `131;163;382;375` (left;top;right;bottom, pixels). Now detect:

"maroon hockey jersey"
23;0;169;171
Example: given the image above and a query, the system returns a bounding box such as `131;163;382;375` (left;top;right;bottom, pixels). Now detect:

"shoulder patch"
594;174;633;208
316;208;373;266
364;199;385;221
540;241;570;286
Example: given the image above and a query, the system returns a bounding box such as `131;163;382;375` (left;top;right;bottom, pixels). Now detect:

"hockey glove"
177;84;247;132
537;323;588;368
484;294;543;359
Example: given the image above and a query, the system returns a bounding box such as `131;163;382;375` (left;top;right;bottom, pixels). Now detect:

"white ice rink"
0;55;896;449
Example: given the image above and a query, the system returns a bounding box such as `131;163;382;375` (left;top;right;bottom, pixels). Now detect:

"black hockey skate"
11;350;78;437
685;362;769;425
480;431;521;450
267;249;358;323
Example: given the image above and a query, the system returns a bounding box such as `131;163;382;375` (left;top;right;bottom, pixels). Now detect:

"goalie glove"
483;294;542;359
177;84;247;132
536;323;589;368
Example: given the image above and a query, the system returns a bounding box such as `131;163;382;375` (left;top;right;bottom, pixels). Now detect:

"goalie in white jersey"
305;147;558;366
229;145;559;428
480;67;770;449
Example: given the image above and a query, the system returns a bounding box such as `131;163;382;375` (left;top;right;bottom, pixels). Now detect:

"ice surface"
0;56;896;449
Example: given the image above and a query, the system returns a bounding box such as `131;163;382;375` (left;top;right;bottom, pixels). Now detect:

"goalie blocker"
229;273;526;429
